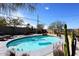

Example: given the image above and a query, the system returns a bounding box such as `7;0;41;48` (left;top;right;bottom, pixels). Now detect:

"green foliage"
0;17;7;26
64;24;70;56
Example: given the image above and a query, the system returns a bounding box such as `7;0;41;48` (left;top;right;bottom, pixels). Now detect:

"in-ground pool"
7;35;60;55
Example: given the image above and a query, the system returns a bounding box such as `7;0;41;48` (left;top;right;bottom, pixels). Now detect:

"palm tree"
0;3;36;24
0;3;37;35
0;3;36;16
0;3;36;35
0;3;36;26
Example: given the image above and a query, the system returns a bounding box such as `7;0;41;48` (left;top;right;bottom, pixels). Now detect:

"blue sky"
12;3;79;29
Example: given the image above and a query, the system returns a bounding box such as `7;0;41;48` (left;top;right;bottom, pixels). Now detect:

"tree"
37;24;44;34
26;23;30;28
0;3;36;27
0;3;36;35
25;23;31;35
8;17;23;27
0;17;7;26
7;17;24;35
0;3;36;26
48;21;65;36
30;26;37;34
37;24;44;29
25;24;36;34
0;3;36;16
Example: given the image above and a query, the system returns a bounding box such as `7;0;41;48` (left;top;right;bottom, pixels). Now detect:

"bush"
53;49;64;56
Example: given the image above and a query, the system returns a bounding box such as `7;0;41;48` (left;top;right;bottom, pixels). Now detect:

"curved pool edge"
6;34;42;47
1;34;42;52
5;34;63;56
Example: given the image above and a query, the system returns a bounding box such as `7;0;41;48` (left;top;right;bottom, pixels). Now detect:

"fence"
0;26;36;35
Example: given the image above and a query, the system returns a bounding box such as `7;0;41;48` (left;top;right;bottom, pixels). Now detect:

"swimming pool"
6;35;60;55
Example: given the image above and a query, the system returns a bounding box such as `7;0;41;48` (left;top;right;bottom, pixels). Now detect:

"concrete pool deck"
0;34;64;56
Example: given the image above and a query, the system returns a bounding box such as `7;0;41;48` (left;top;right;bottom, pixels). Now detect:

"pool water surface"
7;35;60;52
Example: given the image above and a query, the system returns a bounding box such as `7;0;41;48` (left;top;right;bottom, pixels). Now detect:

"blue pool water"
7;35;60;52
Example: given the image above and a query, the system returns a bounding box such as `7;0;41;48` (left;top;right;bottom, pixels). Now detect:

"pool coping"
0;34;64;56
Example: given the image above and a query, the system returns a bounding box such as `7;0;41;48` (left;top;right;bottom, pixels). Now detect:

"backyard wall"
0;26;33;35
0;26;47;35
